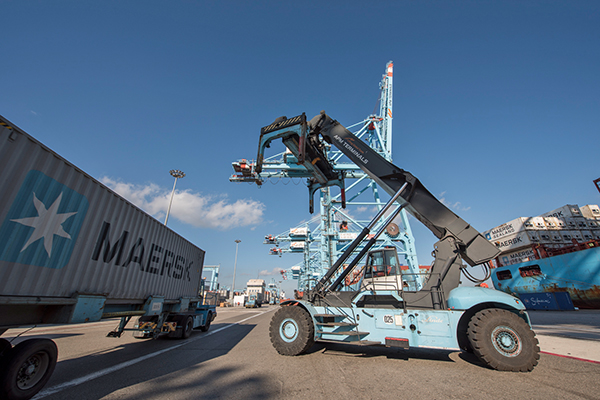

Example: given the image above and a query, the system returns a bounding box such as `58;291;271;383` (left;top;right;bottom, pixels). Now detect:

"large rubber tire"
181;316;194;339
458;333;474;354
0;339;58;400
199;312;212;332
467;308;540;371
269;306;315;356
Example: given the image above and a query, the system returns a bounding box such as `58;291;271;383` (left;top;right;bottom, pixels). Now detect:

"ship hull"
491;245;600;309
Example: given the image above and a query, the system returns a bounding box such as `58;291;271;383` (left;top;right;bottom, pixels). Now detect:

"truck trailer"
0;115;216;400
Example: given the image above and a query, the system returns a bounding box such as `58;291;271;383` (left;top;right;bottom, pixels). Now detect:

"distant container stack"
485;204;600;309
484;204;600;266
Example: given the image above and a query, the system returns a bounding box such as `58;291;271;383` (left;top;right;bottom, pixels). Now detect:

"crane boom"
256;111;499;268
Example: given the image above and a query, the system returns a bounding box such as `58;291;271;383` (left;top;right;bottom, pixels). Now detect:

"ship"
491;239;600;309
486;203;600;309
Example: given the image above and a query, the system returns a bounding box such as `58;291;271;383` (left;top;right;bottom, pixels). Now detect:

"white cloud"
101;177;265;230
439;191;471;212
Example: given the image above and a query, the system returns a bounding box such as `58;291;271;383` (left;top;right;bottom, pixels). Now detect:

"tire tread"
468;308;540;372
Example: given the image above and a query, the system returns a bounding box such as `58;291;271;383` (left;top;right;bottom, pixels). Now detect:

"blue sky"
2;1;599;296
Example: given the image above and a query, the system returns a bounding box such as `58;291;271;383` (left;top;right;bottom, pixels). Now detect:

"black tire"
269;306;314;356
457;314;474;353
199;312;212;332
458;333;474;353
0;339;58;400
467;308;540;371
181;316;194;339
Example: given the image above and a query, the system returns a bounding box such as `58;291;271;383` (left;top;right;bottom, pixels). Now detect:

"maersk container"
482;217;550;242
566;216;589;230
586;219;600;229
0;115;216;400
543;217;566;230
570;230;584;242
483;217;528;241
0;116;204;303
580;204;600;220
581;230;594;242
540;204;582;219
496;248;537;267
491;231;542;253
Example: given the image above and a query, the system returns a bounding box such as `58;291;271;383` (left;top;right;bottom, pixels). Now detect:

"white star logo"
11;192;78;257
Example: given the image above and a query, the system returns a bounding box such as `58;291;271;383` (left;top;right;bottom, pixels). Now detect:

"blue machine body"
284;287;527;350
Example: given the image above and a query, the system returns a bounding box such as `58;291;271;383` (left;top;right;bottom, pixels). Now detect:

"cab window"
364;249;400;278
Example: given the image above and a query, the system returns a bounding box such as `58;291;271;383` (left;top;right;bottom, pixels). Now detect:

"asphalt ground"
1;306;599;400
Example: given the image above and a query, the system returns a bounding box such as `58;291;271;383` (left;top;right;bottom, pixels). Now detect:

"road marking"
33;309;274;399
541;351;600;364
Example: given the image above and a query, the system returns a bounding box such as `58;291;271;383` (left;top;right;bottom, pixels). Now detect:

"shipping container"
543;217;566;230
483;217;528;241
0;115;216;400
482;217;552;242
540;204;582;219
570;230;584;242
0;117;205;302
497;248;537;267
491;231;537;252
581;230;594;242
586;219;600;229
290;227;308;237
339;232;359;241
580;204;600;220
566;217;589;230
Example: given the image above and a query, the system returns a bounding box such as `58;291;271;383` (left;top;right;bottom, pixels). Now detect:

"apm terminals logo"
0;170;88;269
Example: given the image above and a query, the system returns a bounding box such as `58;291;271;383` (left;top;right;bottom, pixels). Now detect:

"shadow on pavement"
41;322;278;400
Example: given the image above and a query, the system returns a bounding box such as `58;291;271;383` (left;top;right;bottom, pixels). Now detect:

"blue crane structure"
230;62;421;293
202;265;220;291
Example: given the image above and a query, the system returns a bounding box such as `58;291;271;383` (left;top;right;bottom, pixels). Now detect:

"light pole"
231;239;241;304
164;169;185;226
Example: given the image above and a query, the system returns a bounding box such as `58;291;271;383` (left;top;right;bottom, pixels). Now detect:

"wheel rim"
491;325;522;357
280;318;299;343
16;351;50;390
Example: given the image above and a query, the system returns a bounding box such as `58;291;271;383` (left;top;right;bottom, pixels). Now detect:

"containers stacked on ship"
0;115;216;400
485;204;600;309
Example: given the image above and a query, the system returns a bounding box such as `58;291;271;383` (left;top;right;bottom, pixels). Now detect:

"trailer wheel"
199;312;212;332
0;339;58;400
467;308;539;371
181;316;194;339
269;306;314;356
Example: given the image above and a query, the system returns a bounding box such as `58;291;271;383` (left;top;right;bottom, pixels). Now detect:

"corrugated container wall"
0;116;204;300
580;205;600;220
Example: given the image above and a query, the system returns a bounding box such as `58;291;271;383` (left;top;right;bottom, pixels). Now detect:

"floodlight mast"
165;169;185;226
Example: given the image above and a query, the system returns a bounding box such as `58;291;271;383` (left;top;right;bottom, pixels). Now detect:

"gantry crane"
231;62;421;292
